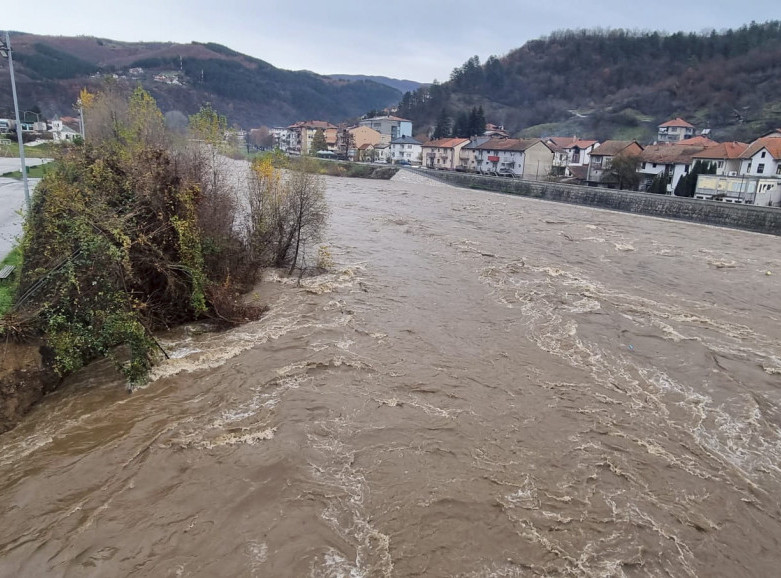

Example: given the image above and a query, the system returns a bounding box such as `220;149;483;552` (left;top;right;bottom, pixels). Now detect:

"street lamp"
0;31;31;212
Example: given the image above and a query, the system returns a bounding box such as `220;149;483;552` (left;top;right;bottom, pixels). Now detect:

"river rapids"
1;169;781;577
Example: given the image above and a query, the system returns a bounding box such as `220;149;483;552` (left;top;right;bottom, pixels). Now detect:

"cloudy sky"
7;1;776;82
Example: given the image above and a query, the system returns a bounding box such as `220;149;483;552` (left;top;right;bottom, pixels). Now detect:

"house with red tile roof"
586;140;644;187
658;118;695;143
692;142;748;176
422;138;471;170
483;124;510;138
472;138;554;179
638;142;717;193
739;134;781;178
693;134;781;205
545;136;600;177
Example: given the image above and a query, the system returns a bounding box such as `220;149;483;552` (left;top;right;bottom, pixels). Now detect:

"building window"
757;163;765;174
776;165;781;175
684;165;690;173
761;151;766;158
718;161;724;168
747;163;752;172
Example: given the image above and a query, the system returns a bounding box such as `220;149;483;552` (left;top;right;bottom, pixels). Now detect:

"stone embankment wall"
413;169;781;236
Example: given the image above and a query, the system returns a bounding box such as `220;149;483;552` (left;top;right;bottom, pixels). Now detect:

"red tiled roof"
680;136;719;147
546;136;576;150
423;138;470;149
740;136;781;160
476;138;546;152
692;142;748;160
659;117;694;129
640;143;709;164
590;140;643;157
547;136;597;150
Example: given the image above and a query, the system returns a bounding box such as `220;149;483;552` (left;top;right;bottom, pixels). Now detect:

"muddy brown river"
2;169;781;577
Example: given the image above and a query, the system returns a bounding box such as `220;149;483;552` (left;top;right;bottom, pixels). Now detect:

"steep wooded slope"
0;34;402;128
397;22;781;142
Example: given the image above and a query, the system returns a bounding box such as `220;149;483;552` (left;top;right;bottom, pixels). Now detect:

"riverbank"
415;168;781;236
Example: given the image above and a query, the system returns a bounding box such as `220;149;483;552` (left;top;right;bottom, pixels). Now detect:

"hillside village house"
546;136;599;177
422;138;470;170
586;140;644;186
638;141;718;193
390;136;422;164
691;141;748;176
50;119;80;142
694;131;781;205
740;132;781;178
483;124;510;138
471;138;554;179
657;118;695;143
358;116;412;144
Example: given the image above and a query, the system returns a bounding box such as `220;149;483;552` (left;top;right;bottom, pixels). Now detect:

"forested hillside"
1;35;402;128
397;21;781;142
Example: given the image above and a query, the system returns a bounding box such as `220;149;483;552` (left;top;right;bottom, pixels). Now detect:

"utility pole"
0;31;31;212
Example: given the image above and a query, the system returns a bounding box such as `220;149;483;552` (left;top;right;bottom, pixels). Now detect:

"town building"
657;118;695;143
691;141;748;176
546;136;600;178
286;120;338;156
422;138;470;170
358;116;412;144
638;142;717;193
472;138;554;179
458;136;493;172
389;136;422;165
586;141;644;187
694;131;781;205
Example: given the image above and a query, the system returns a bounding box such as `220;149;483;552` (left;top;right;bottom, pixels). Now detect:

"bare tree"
286;159;328;273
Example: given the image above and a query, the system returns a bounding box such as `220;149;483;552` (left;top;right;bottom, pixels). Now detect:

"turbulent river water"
2;169;781;577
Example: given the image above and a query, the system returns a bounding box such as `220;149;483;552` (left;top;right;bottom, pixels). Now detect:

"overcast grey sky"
7;1;778;82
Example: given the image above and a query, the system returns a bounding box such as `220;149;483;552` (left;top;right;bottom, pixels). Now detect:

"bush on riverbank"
251;150;399;180
2;88;265;386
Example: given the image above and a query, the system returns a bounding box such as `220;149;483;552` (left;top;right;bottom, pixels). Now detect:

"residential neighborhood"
3;105;780;208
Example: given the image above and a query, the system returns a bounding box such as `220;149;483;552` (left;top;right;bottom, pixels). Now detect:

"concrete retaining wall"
412;169;781;236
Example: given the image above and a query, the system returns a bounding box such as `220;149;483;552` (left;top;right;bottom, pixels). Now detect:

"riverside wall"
412;169;781;236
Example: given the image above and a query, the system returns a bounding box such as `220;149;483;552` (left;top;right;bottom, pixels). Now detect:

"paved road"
0;157;51;175
0;177;41;260
0;158;51;259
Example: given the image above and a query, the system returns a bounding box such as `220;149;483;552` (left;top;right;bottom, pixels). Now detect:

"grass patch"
0;142;61;158
1;162;53;179
0;246;21;316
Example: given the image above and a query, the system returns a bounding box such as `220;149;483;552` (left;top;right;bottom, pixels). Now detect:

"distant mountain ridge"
0;34;404;128
327;75;424;95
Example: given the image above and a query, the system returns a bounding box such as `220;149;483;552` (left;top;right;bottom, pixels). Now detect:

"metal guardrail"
0;265;16;279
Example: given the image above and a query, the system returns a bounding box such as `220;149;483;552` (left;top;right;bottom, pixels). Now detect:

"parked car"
396;159;411;166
